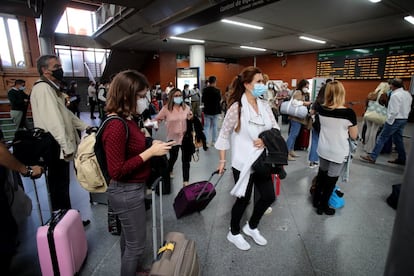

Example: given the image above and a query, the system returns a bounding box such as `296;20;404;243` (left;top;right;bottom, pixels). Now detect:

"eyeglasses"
248;113;265;126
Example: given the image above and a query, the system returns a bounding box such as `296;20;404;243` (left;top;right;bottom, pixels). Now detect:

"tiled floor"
9;112;412;276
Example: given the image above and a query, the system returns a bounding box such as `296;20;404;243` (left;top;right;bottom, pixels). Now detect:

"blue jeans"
107;181;146;276
204;114;219;144
286;120;302;151
309;128;319;162
371;119;407;161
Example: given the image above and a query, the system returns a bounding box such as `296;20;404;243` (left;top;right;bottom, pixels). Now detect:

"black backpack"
13;128;60;166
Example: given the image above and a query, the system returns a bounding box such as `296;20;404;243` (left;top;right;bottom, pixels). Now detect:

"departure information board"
316;43;414;79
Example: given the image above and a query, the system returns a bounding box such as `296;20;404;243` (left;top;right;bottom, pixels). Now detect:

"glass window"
55;10;68;34
84;50;95;63
0;17;12;67
7;18;25;67
55;45;110;79
0;15;26;68
56;48;72;76
71;50;85;77
55;7;96;36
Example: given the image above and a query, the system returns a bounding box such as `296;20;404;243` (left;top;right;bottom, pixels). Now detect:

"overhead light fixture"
354;49;369;54
240;46;266;52
404;15;414;25
299;36;326;44
169;36;205;43
368;0;381;3
221;19;263;30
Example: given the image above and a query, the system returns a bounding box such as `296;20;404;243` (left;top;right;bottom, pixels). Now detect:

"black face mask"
51;68;64;81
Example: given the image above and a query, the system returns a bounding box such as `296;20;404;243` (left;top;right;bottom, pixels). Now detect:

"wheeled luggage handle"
151;176;164;261
32;168;53;225
196;169;225;201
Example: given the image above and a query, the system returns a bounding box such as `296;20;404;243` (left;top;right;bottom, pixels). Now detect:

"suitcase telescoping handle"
196;169;225;201
32;168;53;225
151;176;164;261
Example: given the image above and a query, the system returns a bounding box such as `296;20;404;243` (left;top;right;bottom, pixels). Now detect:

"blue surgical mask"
19;86;25;91
251;83;267;98
173;97;183;105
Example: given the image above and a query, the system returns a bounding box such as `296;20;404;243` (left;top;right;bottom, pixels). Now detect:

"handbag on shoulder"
363;93;387;125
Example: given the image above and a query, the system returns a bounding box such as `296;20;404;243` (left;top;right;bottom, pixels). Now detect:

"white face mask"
302;87;309;93
136;98;149;114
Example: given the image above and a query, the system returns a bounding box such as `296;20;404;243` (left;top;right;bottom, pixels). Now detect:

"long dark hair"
297;79;309;92
228;66;262;132
167;88;186;111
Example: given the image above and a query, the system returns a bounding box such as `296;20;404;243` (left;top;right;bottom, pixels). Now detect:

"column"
189;45;205;87
38;36;55;55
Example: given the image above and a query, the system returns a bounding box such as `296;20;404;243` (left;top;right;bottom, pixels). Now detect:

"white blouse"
215;95;279;172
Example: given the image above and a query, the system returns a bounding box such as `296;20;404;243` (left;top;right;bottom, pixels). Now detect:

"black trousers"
230;167;275;234
89;97;96;118
168;145;191;182
47;159;71;211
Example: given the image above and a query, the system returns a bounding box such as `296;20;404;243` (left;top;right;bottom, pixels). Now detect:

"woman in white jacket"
215;66;279;251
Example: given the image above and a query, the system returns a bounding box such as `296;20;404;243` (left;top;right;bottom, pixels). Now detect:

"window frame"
0;13;26;69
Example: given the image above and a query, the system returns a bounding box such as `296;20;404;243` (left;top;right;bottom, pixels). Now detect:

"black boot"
317;175;339;215
312;170;327;208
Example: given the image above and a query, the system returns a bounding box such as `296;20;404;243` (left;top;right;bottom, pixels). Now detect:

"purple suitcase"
173;170;223;218
37;209;88;276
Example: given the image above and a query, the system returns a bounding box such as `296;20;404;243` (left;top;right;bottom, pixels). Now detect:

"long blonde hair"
374;82;390;95
324;80;346;108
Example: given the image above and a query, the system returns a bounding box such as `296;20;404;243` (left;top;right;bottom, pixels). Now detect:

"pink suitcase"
37;209;88;276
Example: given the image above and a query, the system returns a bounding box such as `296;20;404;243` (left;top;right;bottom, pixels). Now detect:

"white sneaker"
227;231;251;251
309;162;318;169
264;207;272;215
242;223;267;246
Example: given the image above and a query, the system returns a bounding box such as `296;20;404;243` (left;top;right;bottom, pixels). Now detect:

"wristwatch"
23;166;33;177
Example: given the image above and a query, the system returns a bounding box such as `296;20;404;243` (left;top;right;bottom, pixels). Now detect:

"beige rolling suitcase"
150;177;200;276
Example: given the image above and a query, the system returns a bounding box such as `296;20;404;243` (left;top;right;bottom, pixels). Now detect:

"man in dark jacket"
202;76;222;146
7;79;30;130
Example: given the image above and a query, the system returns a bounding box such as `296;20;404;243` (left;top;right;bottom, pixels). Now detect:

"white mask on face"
136;98;149;114
302;87;309;93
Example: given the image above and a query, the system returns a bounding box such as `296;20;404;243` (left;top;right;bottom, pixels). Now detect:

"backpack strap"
97;115;129;140
34;77;61;93
95;115;129;185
